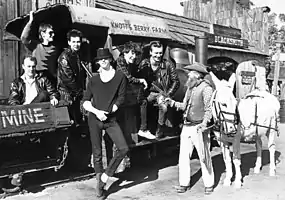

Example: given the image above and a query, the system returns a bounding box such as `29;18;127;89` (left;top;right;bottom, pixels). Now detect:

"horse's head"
210;72;237;134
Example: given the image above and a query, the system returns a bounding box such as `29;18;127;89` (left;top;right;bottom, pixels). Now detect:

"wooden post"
272;45;281;96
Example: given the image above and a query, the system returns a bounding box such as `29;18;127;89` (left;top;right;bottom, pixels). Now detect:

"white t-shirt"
21;75;38;105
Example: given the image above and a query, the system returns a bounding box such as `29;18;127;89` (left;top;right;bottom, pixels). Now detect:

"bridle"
211;90;239;136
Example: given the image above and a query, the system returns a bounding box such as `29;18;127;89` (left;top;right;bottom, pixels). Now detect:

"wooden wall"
0;0;31;99
182;0;269;55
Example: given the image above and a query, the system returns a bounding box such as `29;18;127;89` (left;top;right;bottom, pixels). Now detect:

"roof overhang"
208;45;268;56
4;4;171;41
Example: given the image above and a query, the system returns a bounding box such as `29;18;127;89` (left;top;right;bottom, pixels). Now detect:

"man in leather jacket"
57;29;86;125
138;41;180;138
8;56;59;105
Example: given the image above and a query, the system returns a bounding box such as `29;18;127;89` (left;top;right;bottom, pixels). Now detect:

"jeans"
88;113;129;177
139;99;148;130
147;92;167;126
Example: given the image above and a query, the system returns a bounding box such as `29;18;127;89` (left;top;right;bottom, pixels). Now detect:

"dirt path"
6;124;285;200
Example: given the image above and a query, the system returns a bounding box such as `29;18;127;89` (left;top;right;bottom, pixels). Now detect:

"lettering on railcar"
0;108;45;128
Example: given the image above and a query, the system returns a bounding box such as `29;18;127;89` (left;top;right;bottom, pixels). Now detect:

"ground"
5;124;285;200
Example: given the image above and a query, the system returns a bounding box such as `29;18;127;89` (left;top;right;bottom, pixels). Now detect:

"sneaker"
138;130;156;140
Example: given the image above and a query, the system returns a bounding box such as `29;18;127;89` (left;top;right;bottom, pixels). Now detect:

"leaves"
268;12;285;57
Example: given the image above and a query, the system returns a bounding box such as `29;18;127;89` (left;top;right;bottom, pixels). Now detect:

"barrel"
279;99;285;123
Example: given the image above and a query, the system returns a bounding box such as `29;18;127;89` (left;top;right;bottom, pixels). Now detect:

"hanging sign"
207;33;249;49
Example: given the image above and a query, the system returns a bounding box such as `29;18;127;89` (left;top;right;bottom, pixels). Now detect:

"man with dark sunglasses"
21;11;61;85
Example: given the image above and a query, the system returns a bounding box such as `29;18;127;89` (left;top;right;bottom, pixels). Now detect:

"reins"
211;90;238;136
212;91;279;137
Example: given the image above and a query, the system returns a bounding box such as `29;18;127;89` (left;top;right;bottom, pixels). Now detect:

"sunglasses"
46;31;54;36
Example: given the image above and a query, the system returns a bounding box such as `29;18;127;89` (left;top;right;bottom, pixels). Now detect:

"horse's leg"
233;123;242;188
268;127;277;176
221;142;233;186
254;134;262;174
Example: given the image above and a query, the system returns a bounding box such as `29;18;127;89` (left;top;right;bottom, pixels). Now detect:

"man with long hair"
116;41;155;139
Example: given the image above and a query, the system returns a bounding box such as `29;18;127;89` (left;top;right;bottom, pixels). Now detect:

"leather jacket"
57;47;86;98
8;73;59;105
138;58;180;97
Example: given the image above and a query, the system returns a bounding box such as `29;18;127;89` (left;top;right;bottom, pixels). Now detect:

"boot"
95;173;106;198
155;124;164;139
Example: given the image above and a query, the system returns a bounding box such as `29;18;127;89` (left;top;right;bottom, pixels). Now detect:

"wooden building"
1;0;269;98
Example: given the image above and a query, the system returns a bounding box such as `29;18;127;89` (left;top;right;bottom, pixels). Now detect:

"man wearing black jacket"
138;41;180;138
57;29;86;125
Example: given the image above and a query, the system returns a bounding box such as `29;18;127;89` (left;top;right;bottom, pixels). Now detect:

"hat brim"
183;64;209;74
94;55;113;61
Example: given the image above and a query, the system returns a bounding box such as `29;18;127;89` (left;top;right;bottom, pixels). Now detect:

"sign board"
0;102;71;138
236;61;266;99
210;24;242;39
69;5;171;39
207;33;249;49
36;0;86;8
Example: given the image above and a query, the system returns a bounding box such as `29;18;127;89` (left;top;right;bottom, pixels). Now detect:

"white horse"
210;72;280;188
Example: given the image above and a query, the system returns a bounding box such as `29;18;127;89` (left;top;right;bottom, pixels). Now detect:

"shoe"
96;173;106;198
174;185;189;193
138;130;156;140
155;125;164;139
204;186;213;195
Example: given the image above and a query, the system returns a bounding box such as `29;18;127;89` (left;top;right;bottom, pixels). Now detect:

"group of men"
7;10;216;199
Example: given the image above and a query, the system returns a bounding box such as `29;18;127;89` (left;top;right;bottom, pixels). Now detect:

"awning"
4;4;171;41
69;5;171;39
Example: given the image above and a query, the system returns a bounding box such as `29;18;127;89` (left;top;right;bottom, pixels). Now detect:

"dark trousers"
147;92;167;126
139;99;148;130
31;90;49;103
88;113;129;176
59;89;82;126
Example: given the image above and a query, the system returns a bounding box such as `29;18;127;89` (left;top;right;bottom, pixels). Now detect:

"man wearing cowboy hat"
83;48;129;199
166;62;215;194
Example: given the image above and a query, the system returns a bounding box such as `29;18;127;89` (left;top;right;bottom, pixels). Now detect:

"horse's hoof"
253;167;261;174
234;181;242;189
269;169;276;176
223;179;231;187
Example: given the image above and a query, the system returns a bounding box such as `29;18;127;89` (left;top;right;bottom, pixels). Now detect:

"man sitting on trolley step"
116;41;155;140
138;41;180;138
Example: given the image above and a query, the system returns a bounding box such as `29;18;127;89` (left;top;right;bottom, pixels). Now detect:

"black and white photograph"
0;0;284;199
